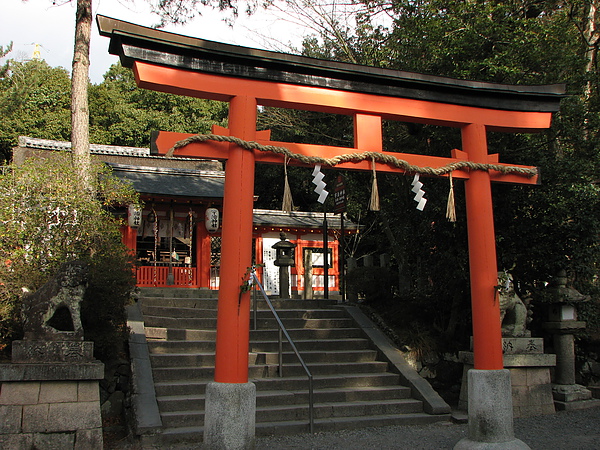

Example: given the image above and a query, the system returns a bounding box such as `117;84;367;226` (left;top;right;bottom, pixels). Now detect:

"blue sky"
1;0;304;84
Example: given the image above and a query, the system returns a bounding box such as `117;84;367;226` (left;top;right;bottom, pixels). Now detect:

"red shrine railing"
137;266;199;287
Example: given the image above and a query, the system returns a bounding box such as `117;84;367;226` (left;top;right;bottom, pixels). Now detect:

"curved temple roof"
97;15;565;113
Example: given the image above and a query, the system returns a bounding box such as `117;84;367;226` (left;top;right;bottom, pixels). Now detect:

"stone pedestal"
543;319;600;411
454;369;530;450
204;381;256;449
0;340;104;449
459;337;556;418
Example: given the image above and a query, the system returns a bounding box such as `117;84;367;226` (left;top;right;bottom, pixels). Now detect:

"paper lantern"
128;204;142;228
205;207;219;233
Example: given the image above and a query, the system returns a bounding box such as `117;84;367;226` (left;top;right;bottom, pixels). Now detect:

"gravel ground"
105;406;600;449
254;407;600;450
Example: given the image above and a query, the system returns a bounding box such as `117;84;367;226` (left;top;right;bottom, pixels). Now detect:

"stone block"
22;404;49;433
0;433;33;448
75;428;103;449
0;362;104;382
39;381;78;403
511;385;528;407
527;368;551;386
528;383;553;405
0;405;23;433
502;337;544;354
78;381;99;402
12;340;94;363
33;431;75;449
504;353;556;367
552;384;592;402
0;381;40;405
509;368;527;387
47;401;101;432
204;381;256;450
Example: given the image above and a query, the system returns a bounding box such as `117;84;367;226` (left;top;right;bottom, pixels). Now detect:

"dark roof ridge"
97;14;565;112
107;162;225;178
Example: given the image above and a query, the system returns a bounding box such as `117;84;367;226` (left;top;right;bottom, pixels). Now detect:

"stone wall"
0;379;103;448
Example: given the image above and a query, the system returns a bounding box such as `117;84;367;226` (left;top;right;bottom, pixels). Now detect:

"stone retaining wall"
0;379;103;448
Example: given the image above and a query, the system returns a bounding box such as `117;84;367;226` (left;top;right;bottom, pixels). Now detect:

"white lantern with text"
205;207;220;233
128;204;142;228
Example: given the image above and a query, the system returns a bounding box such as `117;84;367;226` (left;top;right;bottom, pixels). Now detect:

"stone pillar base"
454;369;530;450
203;381;256;450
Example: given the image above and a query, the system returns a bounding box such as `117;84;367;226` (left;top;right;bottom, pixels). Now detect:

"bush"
0;154;139;361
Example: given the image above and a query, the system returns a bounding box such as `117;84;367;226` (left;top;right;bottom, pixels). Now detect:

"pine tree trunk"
71;0;92;191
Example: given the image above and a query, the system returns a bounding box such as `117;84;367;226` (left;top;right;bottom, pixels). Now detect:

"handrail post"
253;281;257;331
278;328;283;377
308;375;314;433
251;269;315;433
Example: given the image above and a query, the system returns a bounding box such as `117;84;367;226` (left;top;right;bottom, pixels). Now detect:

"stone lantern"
272;232;296;298
543;269;598;410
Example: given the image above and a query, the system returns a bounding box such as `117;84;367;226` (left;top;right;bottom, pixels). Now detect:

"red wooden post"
214;95;257;383
462;123;504;370
197;219;210;288
120;225;137;252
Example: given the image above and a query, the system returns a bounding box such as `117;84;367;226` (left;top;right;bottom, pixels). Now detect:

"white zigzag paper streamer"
411;174;427;211
312;164;329;204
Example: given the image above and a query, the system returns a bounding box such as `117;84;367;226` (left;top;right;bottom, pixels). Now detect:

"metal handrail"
250;270;314;433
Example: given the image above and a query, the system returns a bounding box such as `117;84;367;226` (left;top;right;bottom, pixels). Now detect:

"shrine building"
13;136;357;296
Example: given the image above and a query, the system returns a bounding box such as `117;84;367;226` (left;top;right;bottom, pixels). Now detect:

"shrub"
0;154;139;361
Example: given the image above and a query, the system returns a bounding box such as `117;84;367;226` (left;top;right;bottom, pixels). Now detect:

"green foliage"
0;42;12;78
89;63;228;147
0;155;140;360
0;60;72;162
0;61;227;161
277;0;600;357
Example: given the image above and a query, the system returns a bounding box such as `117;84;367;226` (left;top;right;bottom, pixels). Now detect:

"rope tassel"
282;156;294;213
369;157;380;211
446;173;456;222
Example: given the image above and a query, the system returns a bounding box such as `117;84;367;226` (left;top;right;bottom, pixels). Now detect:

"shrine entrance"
98;15;564;449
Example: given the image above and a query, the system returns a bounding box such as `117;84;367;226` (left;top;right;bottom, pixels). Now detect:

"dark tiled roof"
18;136;199;161
108;163;224;198
253;209;358;230
19;137;357;230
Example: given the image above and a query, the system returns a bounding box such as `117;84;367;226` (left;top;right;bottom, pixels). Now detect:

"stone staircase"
127;287;450;445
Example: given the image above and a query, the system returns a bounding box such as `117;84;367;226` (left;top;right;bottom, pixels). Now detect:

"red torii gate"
98;15;564;447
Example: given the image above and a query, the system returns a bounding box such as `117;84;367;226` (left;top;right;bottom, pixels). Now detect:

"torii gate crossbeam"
98;15;564;449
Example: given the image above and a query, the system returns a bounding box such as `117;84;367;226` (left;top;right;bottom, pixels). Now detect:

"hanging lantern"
128;204;142;228
205;207;220;233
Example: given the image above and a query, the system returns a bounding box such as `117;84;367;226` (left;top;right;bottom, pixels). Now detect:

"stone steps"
150;349;378;367
153;372;404;397
152;361;390;382
159;397;425;428
132;287;450;445
157;385;413;412
142;304;348;319
143;315;354;330
145;326;365;341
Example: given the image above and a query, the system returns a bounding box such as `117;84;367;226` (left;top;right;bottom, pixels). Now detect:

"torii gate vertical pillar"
204;95;257;450
455;124;529;450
